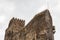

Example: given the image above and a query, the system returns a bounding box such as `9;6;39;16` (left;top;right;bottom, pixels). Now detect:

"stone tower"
4;18;25;40
4;9;55;40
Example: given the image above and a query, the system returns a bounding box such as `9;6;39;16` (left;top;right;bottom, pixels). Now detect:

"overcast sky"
0;0;60;40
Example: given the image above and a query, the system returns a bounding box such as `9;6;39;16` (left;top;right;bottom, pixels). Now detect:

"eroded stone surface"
4;9;55;40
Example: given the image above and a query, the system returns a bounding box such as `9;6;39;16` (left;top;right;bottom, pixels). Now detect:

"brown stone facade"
4;9;55;40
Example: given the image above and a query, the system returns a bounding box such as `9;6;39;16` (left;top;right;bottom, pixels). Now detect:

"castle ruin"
4;9;55;40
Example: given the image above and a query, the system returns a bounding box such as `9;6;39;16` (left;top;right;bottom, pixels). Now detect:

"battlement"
9;17;25;27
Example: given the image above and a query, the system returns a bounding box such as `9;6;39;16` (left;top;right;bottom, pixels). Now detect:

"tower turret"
5;17;25;40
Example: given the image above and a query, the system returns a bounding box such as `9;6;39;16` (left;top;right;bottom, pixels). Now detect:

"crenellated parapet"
9;17;25;27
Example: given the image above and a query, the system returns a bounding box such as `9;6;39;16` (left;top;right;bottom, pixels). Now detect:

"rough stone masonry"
4;9;55;40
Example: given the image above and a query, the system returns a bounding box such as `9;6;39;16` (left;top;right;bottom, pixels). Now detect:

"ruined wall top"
8;17;25;28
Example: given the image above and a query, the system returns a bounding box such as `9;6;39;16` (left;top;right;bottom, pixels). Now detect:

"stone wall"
4;9;55;40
